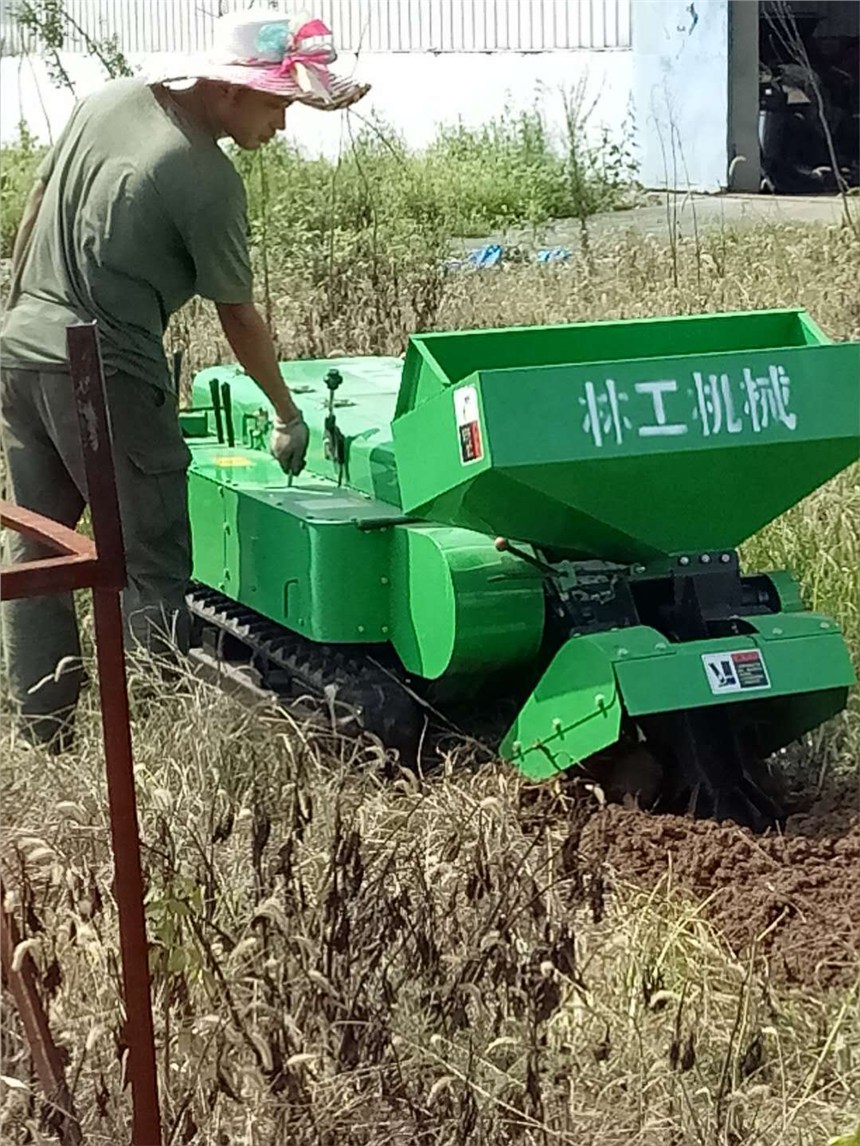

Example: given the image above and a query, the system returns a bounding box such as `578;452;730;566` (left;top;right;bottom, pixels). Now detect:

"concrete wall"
728;0;761;192
1;47;633;156
632;0;731;192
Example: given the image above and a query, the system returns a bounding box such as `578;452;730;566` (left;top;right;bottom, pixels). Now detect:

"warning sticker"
454;385;484;465
702;649;771;695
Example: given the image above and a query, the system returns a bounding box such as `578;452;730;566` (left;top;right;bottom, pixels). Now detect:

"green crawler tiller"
181;308;859;828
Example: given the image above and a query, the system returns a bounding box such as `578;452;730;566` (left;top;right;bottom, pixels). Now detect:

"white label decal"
702;649;771;695
454;385;484;464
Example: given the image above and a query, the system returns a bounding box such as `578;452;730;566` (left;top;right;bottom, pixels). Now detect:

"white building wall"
0;1;633;156
632;0;731;192
2;0;632;54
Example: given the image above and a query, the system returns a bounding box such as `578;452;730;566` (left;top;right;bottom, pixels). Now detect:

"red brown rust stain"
580;788;860;989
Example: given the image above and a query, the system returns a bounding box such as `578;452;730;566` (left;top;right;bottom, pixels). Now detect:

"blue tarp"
446;243;573;270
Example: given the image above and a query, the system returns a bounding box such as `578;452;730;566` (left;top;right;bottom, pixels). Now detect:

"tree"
11;0;135;93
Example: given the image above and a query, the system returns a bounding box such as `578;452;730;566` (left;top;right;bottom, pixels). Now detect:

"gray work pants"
0;366;192;748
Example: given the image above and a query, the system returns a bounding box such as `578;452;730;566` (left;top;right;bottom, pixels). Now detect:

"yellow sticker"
213;456;253;467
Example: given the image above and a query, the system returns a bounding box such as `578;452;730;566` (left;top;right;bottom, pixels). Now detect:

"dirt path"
455;191;859;254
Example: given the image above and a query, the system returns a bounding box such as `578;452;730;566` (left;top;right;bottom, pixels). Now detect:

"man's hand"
215;302;311;473
271;412;310;475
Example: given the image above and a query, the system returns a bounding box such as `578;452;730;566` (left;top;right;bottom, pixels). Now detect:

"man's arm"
216;301;310;475
11;179;45;276
216;301;300;423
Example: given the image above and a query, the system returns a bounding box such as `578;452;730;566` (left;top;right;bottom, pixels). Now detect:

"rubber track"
186;586;425;758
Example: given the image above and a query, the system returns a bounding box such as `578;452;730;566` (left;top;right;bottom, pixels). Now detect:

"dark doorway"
759;1;859;193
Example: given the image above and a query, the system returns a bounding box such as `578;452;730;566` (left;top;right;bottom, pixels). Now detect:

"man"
0;9;369;750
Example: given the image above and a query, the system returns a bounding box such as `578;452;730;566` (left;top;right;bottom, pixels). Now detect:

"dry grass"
2;218;860;1144
168;218;860;373
2;663;858;1145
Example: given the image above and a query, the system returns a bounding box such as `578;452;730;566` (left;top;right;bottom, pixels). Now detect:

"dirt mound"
582;789;860;989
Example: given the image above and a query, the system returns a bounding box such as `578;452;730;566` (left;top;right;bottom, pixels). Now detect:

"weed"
0;122;46;259
1;657;858;1143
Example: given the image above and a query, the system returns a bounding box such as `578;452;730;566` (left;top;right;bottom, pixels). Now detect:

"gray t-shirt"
1;77;253;390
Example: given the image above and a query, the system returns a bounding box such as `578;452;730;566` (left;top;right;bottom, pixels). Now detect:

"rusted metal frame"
0;503;97;557
66;323;162;1146
0;878;83;1144
0;504;100;596
0;322;163;1145
0;555;100;599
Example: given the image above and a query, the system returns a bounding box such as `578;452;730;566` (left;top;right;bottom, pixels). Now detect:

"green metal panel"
190;357;405;506
393;338;860;560
187;465;227;588
188;444;395;642
396;308;830;414
764;569;805;613
585;614;855;717
499;636;622;781
500;613;854;781
185;435;543;657
389;525;544;679
740;688;849;755
179;410;208;436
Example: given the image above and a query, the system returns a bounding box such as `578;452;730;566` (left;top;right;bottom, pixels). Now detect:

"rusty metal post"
1;321;162;1145
66;323;162;1146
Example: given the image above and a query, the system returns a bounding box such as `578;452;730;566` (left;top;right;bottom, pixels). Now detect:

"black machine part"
540;550;790;830
323;368;347;483
186;586;424;764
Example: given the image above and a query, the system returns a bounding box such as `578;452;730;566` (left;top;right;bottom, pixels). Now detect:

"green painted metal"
178;410;208;437
191;357;404;505
600;615;855;716
764;569;805;613
741;687;849;756
500;615;854;777
392;309;860;560
184;419;543;670
395;308;832;413
182;307;860;788
388;525;544;679
499;636;621;780
188;443;394;643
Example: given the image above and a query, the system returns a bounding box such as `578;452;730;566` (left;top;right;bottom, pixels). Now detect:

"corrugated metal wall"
1;0;632;55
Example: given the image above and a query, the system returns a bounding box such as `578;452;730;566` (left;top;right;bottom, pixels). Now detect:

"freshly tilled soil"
581;787;860;989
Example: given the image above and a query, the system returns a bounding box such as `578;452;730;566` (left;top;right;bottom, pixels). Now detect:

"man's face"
219;88;290;149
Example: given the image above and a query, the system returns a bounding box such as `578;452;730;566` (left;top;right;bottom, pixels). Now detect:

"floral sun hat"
151;7;370;110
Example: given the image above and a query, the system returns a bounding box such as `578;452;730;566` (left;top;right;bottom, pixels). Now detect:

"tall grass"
0;121;45;258
2;661;858;1144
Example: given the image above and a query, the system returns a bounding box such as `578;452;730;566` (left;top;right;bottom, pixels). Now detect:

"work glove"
270;412;309;476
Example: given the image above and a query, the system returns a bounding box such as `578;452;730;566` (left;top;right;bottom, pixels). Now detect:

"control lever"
220;381;235;448
494;537;557;577
209;377;224;443
323;368;346;484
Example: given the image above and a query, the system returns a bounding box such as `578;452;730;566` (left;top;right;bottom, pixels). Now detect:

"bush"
232;102;637;242
0;122;47;257
0;102;636;263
